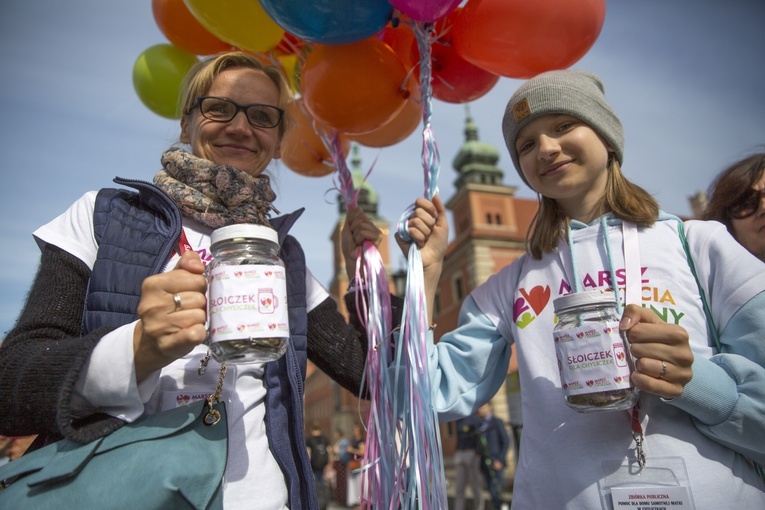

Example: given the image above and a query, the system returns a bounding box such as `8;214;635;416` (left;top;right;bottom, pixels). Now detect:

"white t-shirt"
34;191;331;509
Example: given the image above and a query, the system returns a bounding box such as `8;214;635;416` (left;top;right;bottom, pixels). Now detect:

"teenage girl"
411;70;765;509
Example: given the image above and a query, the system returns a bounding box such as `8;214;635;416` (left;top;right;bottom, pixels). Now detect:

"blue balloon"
258;0;393;45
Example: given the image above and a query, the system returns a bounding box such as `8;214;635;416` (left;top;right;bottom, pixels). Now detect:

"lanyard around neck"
560;219;641;308
176;228;193;256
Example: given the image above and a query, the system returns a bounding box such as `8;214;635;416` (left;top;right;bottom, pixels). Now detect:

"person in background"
305;423;330;508
404;69;765;508
329;428;350;504
0;51;421;509
703;152;765;262
345;422;366;510
476;403;510;510
453;412;485;510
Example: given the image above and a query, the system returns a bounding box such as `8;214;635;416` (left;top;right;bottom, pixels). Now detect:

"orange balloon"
152;0;232;55
379;21;416;77
379;19;421;103
281;101;350;177
348;96;421;148
452;0;605;78
301;38;410;135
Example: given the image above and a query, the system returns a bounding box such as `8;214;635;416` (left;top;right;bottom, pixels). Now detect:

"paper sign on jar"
208;265;289;342
553;322;632;396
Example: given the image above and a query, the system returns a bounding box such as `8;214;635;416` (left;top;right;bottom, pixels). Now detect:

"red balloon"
273;32;307;56
348;96;421;148
152;0;232;55
281;101;350;177
301;38;410;134
452;0;606;79
415;8;500;103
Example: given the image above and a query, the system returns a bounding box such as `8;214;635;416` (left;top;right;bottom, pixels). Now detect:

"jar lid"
210;224;279;247
553;289;617;313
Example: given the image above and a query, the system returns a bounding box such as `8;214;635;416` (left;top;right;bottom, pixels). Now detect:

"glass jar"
205;224;289;363
552;290;638;412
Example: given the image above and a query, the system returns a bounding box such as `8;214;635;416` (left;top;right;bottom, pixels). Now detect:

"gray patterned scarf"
153;148;277;228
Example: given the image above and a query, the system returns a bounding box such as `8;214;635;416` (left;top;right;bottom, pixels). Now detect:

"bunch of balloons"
134;0;605;177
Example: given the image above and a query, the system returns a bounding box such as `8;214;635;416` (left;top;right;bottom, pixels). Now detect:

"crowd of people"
1;49;763;510
303;423;368;510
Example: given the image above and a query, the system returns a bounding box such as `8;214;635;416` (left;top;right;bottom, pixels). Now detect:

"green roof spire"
452;105;504;189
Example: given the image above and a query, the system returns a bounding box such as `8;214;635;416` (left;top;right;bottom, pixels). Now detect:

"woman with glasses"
704;152;765;262
0;51;422;509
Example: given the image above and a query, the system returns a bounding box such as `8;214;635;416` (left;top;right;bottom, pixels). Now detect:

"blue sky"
1;1;764;334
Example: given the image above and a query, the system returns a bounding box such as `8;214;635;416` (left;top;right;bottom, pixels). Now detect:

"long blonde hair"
526;156;659;259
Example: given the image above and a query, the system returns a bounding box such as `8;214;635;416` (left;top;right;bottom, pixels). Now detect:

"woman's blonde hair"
526;156;659;259
179;51;293;139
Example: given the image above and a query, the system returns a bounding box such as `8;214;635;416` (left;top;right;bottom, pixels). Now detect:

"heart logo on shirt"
514;285;551;329
520;286;550;315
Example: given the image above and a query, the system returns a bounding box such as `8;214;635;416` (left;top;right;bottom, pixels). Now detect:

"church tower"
436;106;537;336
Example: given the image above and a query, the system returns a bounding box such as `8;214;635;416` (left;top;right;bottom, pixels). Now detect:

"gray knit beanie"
501;69;624;186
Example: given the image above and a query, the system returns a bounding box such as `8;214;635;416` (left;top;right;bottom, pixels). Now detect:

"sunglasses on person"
729;188;765;219
187;96;284;128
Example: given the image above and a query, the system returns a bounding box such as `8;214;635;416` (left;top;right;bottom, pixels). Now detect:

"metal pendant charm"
204;408;222;426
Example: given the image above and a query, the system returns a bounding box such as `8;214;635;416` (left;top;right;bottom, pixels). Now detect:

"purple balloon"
389;0;461;22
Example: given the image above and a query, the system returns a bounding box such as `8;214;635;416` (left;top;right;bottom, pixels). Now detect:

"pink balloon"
389;0;461;22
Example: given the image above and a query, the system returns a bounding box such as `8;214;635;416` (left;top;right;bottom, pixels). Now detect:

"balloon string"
414;21;440;201
385;19;447;510
326;130;399;507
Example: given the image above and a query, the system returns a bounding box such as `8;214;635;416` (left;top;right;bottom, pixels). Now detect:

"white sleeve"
33;191;100;269
306;266;330;312
72;321;159;423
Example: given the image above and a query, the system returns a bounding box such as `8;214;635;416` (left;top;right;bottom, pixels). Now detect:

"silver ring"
173;293;182;312
659;360;667;380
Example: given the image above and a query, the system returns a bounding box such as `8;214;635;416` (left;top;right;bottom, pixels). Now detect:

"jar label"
553;321;633;396
207;264;289;342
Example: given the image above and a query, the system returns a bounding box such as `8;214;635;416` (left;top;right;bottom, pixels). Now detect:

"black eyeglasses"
187;96;284;128
729;188;765;219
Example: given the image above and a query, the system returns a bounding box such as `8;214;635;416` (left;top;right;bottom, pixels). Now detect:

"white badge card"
598;458;695;510
611;486;692;509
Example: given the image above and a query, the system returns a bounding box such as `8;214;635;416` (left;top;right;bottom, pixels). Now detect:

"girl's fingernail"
619;316;632;330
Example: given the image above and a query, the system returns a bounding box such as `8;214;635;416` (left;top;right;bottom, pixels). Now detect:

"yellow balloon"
184;0;284;52
277;54;299;93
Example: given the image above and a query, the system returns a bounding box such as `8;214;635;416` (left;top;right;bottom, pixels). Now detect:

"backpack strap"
676;220;721;352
